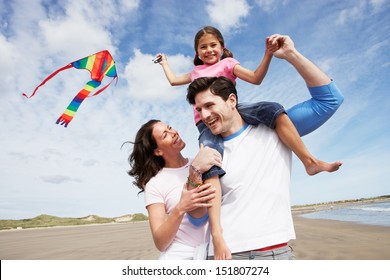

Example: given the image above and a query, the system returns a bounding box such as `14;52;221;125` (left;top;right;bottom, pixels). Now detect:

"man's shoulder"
224;124;278;146
247;124;275;134
245;125;284;146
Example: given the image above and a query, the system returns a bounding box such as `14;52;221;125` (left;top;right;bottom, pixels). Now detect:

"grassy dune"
0;213;148;230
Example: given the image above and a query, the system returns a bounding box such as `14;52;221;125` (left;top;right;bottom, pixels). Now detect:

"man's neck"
221;114;246;138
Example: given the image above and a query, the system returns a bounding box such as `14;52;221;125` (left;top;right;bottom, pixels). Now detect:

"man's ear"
228;93;237;108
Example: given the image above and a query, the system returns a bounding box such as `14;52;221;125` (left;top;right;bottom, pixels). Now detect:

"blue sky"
0;0;389;219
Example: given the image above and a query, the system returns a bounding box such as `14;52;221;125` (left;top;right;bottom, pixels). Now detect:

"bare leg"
275;114;342;175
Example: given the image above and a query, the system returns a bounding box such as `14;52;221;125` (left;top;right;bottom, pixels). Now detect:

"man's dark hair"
186;76;238;105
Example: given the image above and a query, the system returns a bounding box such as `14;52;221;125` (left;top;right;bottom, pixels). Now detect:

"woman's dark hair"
193;26;234;66
124;119;165;193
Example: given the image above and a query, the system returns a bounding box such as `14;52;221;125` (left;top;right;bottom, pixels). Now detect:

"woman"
126;119;221;259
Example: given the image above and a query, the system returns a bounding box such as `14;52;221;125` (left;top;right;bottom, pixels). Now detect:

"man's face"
195;89;236;138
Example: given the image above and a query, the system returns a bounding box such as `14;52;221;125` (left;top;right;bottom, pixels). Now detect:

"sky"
0;0;389;220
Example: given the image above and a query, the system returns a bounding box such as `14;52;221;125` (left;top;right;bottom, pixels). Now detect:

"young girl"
154;26;343;259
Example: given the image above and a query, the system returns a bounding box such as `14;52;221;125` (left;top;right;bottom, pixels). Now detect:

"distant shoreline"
1;196;389;231
291;196;390;215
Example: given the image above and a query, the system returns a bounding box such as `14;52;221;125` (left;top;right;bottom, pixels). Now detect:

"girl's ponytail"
220;47;233;60
194;55;203;66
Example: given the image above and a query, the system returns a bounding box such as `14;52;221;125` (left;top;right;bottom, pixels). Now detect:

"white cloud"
337;4;365;25
206;0;251;32
38;1;117;56
41;175;83;184
119;0;140;11
336;0;388;25
370;0;387;11
122;49;193;102
0;34;20;93
254;0;289;13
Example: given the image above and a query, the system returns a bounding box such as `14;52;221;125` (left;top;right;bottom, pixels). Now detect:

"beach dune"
1;218;390;260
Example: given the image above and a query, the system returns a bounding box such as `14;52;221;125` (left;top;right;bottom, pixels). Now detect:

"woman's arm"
147;203;184;252
187;145;222;219
147;183;216;252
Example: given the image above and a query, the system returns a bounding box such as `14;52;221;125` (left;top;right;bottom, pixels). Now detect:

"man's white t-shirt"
209;124;295;255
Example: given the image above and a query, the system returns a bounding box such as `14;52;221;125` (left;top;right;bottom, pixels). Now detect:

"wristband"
190;164;202;176
187;177;202;188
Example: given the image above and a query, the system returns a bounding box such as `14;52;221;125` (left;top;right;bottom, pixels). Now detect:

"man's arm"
270;34;331;87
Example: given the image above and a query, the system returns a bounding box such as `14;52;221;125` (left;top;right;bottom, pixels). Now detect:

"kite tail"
88;75;118;98
22;64;73;98
56;80;101;127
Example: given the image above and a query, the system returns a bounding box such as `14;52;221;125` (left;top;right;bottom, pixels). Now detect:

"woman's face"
152;122;186;157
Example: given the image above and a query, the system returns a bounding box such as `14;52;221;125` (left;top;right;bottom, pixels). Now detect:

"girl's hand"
192;144;222;174
265;36;280;55
267;34;296;59
153;53;167;64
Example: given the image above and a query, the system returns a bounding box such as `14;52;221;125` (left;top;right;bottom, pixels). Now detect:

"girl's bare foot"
305;160;343;176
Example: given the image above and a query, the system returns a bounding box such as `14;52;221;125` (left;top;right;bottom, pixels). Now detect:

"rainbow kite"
23;50;118;127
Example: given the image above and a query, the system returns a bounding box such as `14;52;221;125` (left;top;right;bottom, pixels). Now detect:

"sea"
299;200;390;227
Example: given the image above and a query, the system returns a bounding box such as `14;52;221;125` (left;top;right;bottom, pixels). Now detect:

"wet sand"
291;216;390;260
1;218;390;260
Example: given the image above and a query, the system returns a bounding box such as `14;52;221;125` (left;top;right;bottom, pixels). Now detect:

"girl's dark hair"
124;119;165;193
193;26;234;66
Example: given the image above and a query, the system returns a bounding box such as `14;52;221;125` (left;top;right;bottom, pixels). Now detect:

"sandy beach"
1;215;390;260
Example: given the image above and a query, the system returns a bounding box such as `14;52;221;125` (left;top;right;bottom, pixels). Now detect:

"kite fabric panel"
22;50;118;127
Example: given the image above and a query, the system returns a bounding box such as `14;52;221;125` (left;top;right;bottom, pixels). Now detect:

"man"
186;34;344;260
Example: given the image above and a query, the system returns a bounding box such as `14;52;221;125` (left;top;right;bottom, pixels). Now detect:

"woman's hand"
177;183;216;214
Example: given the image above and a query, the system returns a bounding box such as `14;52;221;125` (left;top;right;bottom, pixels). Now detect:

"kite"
22;50;118;127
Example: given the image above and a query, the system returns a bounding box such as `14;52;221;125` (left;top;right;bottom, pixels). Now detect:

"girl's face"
196;33;223;65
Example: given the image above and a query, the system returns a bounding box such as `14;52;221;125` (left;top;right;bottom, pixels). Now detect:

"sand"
1;216;390;260
291;216;390;260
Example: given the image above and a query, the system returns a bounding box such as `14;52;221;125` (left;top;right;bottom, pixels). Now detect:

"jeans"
287;81;344;136
231;246;295;260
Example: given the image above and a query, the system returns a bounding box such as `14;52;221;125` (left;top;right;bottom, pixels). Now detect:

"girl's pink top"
189;57;239;125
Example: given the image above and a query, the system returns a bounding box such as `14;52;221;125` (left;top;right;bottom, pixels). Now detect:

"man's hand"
268;34;296;60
